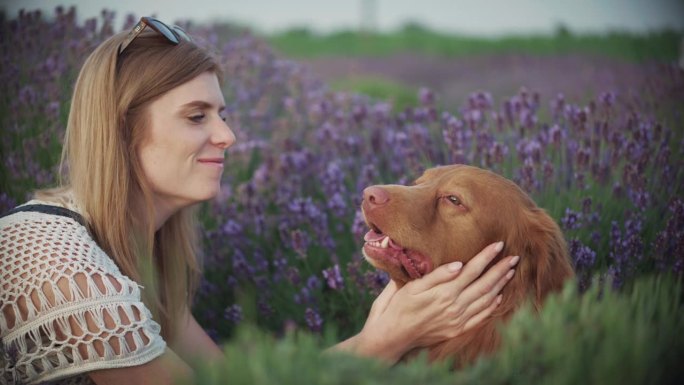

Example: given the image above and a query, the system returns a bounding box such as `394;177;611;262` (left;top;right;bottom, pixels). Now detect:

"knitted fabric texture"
0;201;166;385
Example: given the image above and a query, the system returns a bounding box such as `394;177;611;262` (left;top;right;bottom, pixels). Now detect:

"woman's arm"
171;306;225;364
89;349;193;385
329;241;517;363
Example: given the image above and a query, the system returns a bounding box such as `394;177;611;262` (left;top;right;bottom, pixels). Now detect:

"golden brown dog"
361;164;574;366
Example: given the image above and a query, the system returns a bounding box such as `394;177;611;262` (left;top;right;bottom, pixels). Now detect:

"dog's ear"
504;207;574;309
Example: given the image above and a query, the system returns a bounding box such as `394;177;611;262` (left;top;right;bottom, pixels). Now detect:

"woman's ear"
505;207;574;309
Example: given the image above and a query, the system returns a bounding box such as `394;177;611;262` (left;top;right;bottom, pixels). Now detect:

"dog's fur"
361;164;574;366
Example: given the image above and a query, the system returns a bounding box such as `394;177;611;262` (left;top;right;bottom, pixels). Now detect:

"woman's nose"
212;119;236;149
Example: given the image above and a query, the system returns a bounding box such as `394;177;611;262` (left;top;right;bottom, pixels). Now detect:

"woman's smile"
197;157;225;169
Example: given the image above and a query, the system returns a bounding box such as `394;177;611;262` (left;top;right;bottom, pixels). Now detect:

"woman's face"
138;71;235;214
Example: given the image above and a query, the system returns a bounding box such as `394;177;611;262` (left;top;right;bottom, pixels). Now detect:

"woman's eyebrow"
179;100;226;111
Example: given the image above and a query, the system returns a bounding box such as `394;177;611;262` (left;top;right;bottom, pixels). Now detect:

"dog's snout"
363;186;390;206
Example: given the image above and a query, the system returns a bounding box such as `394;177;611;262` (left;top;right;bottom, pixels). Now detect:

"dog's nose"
363;186;390;206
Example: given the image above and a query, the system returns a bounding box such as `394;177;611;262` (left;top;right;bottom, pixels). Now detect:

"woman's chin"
202;184;222;201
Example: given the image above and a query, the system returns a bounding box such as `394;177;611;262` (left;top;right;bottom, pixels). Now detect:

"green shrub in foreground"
188;274;682;385
463;274;683;385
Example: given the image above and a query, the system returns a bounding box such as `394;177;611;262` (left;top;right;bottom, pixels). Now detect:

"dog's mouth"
362;223;433;281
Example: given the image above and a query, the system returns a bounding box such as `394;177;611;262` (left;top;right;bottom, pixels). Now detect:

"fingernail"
506;269;515;279
494;241;504;252
496;294;503;304
448;261;463;272
509;255;520;266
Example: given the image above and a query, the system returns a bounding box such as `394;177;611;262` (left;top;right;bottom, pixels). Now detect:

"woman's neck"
131;194;179;232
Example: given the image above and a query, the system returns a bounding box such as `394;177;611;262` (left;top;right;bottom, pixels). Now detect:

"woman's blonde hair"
39;29;222;342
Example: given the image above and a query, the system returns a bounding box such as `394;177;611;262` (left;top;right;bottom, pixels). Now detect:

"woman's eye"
189;114;205;123
446;195;461;205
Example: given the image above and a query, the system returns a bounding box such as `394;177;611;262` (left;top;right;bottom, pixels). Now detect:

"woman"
0;17;518;385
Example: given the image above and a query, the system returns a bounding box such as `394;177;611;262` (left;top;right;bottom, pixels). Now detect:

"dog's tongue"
364;230;385;242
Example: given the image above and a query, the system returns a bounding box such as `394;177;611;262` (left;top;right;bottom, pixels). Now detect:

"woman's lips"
198;158;224;168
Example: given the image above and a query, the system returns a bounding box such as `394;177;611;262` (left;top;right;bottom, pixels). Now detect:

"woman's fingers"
369;279;399;318
457;255;519;309
406;260;464;294
461;294;502;332
441;241;504;295
459;267;516;322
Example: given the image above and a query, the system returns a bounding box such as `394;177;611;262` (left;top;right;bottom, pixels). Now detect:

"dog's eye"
446;195;462;206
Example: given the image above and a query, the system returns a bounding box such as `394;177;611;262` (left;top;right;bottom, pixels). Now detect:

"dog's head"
361;164;573;303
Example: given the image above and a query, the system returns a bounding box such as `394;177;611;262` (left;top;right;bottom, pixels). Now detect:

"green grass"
263;23;683;62
328;76;419;111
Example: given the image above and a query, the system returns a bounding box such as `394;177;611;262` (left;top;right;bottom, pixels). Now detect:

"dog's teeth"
381;236;390;248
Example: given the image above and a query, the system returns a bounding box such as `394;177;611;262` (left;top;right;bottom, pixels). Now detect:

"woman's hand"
333;241;518;363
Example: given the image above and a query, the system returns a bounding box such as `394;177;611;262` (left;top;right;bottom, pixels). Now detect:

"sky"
2;0;684;36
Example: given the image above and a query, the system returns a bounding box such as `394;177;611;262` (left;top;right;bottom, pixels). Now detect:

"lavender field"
1;7;683;345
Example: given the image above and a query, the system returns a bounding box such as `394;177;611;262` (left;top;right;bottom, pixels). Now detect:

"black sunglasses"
118;16;192;56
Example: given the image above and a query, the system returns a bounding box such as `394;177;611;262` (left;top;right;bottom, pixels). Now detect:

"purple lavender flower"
221;219;243;236
549;124;563;146
224;304;243;324
306;275;322;291
247;250;266;272
518;157;539;192
253;275;269;289
286;266;301;286
217;270;234;285
652;198;684;274
364;270;390;295
294;289;308;305
605;265;624;290
322;264;344;291
468;91;494;110
608;213;645;289
574;172;586;190
575;147;591;171
231;249;255;281
486;142;508;167
327;192;348;218
561;208;583;231
569;238;596;270
273;257;288;272
419;87;435;106
198;278;219;299
290;229;309;257
628;189;651;211
612;182;624;198
258;298;274;317
516;139;542;163
304;307;323;333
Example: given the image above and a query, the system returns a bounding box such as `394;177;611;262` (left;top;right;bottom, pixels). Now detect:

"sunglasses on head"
118;16;192;56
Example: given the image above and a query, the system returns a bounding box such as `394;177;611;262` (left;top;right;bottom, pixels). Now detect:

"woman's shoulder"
2;198;103;264
1;197;135;290
1;191;86;227
0;197;141;305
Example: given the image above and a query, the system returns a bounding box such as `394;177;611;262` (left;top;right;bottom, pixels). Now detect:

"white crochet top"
0;200;166;385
